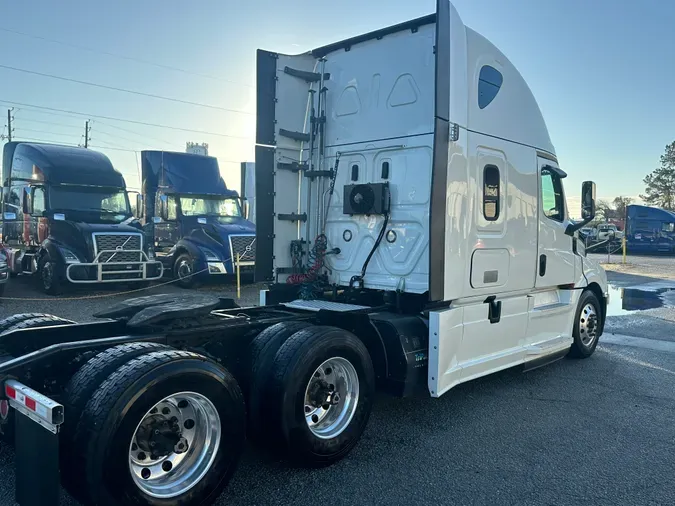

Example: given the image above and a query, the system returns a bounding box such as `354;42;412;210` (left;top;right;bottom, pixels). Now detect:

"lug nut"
333;393;340;402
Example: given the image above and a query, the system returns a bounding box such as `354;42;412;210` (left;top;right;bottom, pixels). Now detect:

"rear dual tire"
249;324;375;467
0;313;75;443
61;348;245;506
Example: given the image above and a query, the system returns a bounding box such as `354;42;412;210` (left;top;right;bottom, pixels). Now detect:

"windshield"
179;196;241;218
49;186;130;215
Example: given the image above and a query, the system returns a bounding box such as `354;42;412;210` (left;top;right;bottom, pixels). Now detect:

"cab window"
540;168;565;222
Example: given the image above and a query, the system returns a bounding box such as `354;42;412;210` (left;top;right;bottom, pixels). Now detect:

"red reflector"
5;385;16;399
25;397;36;411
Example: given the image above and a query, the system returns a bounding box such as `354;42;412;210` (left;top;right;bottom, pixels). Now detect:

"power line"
13;127;77;139
0;100;253;139
0;26;253;88
14;116;82;130
90;121;178;149
0;63;254;114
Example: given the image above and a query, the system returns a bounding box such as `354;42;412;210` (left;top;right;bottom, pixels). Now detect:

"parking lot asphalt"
0;266;674;505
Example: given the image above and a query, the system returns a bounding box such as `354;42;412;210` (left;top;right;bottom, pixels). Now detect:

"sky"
1;0;673;209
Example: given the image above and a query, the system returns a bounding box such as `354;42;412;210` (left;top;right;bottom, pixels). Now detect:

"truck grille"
93;233;142;263
229;234;256;263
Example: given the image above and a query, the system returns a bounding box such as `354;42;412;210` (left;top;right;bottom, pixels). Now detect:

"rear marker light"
5;385;16;399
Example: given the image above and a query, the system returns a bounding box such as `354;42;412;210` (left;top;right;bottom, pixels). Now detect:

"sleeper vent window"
483;165;500;221
478;65;503;109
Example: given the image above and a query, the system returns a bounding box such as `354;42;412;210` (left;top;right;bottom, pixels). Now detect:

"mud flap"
15;409;60;506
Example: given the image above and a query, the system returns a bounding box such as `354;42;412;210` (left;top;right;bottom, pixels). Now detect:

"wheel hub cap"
129;392;221;499
304;357;359;440
579;303;599;346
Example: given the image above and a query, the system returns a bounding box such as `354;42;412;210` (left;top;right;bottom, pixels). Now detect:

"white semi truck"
0;2;607;505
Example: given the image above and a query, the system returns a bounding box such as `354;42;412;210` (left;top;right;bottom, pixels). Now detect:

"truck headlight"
58;247;81;264
198;247;220;262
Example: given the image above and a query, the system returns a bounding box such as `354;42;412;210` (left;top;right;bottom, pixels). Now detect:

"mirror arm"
565;216;593;236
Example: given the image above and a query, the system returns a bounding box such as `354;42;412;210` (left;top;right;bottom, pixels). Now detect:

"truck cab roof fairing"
141;150;237;198
6;142;125;188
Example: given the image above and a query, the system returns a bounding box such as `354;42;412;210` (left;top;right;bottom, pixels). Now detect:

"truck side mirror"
581;181;596;221
22;188;32;215
565;180;597;236
242;198;249;219
136;194;144;218
159;194;168;220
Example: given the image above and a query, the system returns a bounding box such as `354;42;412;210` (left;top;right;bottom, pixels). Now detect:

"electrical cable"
349;189;392;290
0;64;253;114
0;26;253;87
0;100;253;139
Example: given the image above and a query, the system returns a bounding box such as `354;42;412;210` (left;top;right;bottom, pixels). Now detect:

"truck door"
535;158;576;288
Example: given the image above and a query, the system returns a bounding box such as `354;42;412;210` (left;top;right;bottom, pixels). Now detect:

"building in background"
186;142;209;156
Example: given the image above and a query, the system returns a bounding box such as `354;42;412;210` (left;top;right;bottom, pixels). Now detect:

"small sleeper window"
483;165;500;221
478;65;503;109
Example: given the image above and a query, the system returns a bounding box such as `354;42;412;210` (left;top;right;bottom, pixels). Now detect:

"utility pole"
7;109;12;142
84;120;90;148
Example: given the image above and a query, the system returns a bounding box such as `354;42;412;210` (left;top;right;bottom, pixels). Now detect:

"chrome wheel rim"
176;259;192;280
579;303;599;347
304;357;359;439
129;392;221;499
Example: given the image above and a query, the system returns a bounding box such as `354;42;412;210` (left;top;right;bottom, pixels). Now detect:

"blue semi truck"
625;204;675;254
138;150;256;287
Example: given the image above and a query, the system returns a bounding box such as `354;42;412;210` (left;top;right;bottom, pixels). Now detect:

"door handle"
539;254;547;276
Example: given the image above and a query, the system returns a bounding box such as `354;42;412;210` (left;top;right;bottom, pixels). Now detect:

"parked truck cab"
1;142;163;294
139;150;256;287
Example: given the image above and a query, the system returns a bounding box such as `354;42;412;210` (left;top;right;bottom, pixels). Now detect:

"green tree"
641;141;675;210
612;196;633;220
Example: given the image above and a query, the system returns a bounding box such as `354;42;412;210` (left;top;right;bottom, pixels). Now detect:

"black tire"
568;290;602;359
174;253;197;289
61;342;171;447
38;253;65;295
0;315;75;443
248;321;312;436
0;313;66;334
62;349;246;506
265;326;375;467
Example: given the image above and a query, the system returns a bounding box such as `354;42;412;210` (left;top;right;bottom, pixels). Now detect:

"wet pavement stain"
607;282;675;315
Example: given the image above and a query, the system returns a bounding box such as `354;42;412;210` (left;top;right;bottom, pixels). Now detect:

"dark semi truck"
138;150;256;287
1;142;163;294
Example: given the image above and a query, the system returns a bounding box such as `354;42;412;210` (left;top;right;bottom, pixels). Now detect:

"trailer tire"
62;349;245;506
265;325;375;467
0;314;75;443
248;321;312;436
568;290;602;359
174;253;197;289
